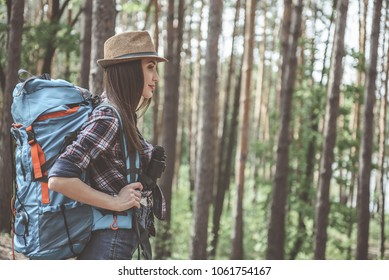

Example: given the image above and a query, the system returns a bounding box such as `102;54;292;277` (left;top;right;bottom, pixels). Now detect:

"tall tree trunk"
79;0;92;89
357;0;383;260
210;0;241;259
0;1;12;92
188;0;205;207
252;0;267;198
278;0;292;106
41;0;72;74
289;1;318;260
253;0;267;141
372;2;389;218
261;4;279;180
152;0;160;145
143;0;154;30
41;0;60;74
154;0;176;259
0;0;12;120
230;0;256;260
349;0;369;207
172;0;185;192
0;0;25;232
346;0;368;259
266;0;303;260
313;0;349;260
155;0;184;259
89;0;116;95
64;8;72;80
378;20;389;258
190;0;223;260
377;49;388;258
184;0;196;201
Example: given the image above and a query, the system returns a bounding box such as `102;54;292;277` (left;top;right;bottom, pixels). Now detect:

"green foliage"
22;22;50;66
0;1;82;79
348;48;366;73
329;202;356;233
327;202;356;259
242;174;272;259
162;163;273;260
164;162;389;260
20;21;81;77
160;164;192;259
56;25;80;54
285;208;315;259
119;1;146;14
344;84;364;103
251;140;275;166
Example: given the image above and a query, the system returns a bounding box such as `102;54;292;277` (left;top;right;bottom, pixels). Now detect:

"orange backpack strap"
26;126;49;204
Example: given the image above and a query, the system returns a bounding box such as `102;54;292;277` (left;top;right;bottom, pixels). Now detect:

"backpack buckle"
26;128;36;144
91;95;102;107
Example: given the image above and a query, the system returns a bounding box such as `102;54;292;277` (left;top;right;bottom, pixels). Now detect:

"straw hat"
97;31;167;68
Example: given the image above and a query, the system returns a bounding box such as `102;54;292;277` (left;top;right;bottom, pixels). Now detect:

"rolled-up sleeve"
48;107;119;178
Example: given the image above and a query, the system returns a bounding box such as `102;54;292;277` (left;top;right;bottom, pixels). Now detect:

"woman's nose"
153;72;159;82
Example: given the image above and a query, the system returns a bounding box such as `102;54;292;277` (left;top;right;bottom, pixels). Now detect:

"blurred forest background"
1;0;389;260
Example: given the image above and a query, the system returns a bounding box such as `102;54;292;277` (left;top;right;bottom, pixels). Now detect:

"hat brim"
97;55;168;68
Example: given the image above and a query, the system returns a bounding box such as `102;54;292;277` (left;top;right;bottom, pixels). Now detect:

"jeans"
77;228;151;260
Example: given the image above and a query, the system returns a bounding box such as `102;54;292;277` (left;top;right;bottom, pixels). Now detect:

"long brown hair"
103;60;151;152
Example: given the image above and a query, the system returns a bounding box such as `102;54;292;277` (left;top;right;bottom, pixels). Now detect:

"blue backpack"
10;71;139;259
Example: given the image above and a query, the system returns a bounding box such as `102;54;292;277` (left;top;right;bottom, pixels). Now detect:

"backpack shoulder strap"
95;102;140;183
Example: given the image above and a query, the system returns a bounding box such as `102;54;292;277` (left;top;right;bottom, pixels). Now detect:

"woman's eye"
148;63;157;69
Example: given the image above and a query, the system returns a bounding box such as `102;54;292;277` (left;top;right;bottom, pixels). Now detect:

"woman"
48;31;167;260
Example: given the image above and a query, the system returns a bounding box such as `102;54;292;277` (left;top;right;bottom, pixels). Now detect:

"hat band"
115;51;160;59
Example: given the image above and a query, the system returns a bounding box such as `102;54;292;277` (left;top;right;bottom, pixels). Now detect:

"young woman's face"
141;59;159;99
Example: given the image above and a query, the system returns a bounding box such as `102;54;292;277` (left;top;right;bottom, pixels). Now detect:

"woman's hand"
113;182;143;212
48;177;144;212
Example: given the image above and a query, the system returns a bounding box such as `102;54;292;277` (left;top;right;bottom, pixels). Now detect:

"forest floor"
0;233;27;260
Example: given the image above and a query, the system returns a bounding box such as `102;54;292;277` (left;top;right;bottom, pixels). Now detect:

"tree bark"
261;5;279;180
79;0;92;89
188;0;205;207
266;0;303;260
230;0;256;260
41;0;71;74
357;0;383;260
41;0;60;74
172;0;185;193
377;44;388;258
314;0;349;260
0;0;25;232
251;0;268;201
253;1;267;142
348;0;369;207
190;0;223;260
278;0;292;105
155;0;184;259
289;1;319;260
210;0;241;259
152;0;160;145
345;0;368;259
89;0;116;95
378;20;388;258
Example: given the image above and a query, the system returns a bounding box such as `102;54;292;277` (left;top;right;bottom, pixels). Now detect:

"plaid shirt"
48;105;153;195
